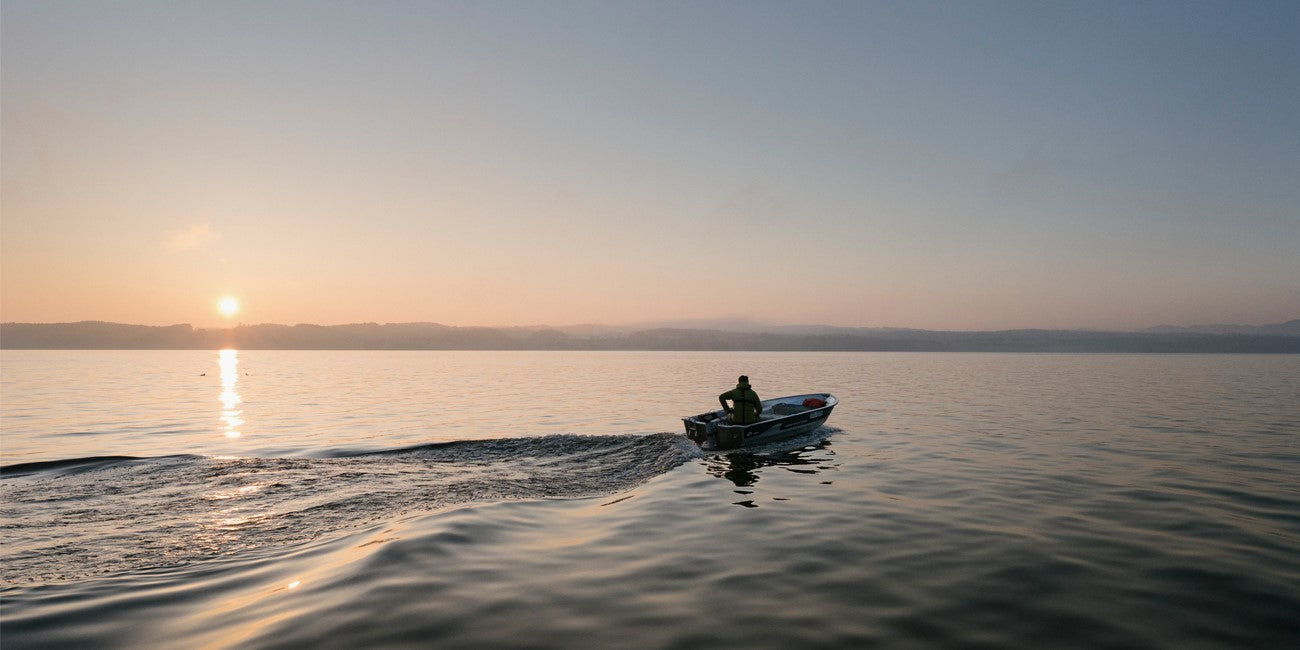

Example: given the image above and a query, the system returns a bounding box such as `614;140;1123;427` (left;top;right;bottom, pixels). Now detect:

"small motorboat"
683;393;838;450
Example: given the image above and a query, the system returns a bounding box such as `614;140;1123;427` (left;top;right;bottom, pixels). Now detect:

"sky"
3;0;1298;331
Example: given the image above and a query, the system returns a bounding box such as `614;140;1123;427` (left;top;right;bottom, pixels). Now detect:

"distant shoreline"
3;321;1298;353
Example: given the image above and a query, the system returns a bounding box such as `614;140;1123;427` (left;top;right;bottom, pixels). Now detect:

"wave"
3;433;698;477
2;430;845;584
0;433;702;584
0;454;204;477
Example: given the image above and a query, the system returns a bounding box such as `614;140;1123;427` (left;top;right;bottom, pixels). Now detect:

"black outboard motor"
684;412;717;444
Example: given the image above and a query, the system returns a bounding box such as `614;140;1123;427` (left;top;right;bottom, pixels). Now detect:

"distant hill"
0;322;202;349
1139;320;1300;336
2;320;1298;352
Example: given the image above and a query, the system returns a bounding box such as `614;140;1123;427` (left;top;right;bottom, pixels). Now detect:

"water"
2;350;1298;648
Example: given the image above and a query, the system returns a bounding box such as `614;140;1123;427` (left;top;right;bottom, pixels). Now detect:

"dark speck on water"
2;350;1298;649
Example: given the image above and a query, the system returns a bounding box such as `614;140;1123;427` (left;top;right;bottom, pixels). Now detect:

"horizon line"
4;318;1298;335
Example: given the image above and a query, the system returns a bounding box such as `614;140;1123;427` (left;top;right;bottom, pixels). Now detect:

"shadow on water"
701;433;839;506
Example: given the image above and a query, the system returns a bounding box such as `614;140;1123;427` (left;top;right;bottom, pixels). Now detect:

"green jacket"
719;382;762;424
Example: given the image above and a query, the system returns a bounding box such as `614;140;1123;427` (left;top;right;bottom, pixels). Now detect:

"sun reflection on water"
219;349;243;439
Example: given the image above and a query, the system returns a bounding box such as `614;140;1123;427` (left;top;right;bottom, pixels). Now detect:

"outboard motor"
684;413;717;444
685;423;707;444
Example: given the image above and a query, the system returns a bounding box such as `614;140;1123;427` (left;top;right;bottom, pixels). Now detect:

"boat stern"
712;425;746;449
682;413;718;445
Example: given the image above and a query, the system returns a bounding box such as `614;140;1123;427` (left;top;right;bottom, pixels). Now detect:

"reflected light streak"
202;484;265;501
219;349;243;439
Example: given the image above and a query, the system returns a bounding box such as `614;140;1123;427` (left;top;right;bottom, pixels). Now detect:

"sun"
217;297;240;318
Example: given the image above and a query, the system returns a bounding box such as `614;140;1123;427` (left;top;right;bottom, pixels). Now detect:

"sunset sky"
3;1;1297;331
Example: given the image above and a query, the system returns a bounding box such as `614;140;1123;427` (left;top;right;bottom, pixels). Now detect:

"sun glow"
217;297;240;318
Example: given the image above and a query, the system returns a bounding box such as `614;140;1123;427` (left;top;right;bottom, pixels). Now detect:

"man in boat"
719;375;762;425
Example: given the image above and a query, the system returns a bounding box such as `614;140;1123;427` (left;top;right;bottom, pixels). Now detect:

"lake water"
2;350;1298;648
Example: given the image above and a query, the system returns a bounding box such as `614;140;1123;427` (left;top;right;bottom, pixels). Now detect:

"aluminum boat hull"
682;393;837;450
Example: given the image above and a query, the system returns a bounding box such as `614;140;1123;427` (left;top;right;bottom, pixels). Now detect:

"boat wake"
1;433;700;585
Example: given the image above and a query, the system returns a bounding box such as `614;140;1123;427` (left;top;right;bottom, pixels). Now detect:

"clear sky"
3;0;1297;330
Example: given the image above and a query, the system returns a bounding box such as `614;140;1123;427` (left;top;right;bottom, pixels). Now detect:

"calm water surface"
2;351;1298;648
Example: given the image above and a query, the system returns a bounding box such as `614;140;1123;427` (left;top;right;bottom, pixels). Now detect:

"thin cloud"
166;222;218;252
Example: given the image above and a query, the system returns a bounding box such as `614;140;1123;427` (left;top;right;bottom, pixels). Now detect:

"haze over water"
3;350;1297;648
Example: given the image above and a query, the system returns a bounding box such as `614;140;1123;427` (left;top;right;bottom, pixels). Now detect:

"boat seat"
771;403;811;415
